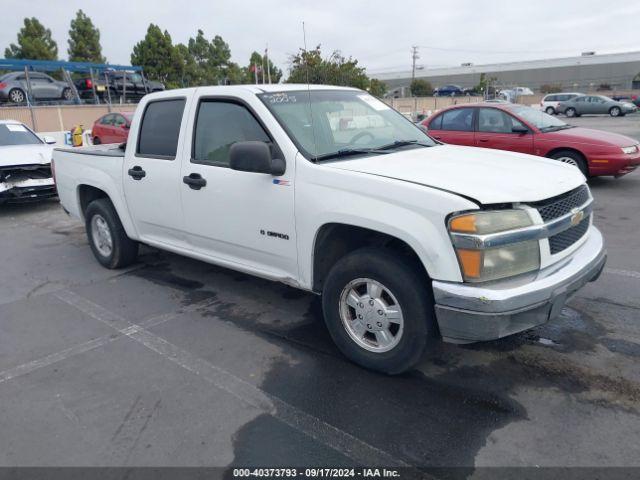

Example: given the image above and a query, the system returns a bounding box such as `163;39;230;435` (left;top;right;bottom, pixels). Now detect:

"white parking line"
54;289;410;468
604;268;640;280
0;297;216;386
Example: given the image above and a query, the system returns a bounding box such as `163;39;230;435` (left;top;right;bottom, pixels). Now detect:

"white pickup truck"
53;85;606;373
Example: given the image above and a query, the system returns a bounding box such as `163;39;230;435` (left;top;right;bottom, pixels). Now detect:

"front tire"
609;106;621;117
92;137;101;145
85;198;138;269
62;88;74;101
322;247;436;374
565;107;576;118
550;150;589;177
545;106;556;115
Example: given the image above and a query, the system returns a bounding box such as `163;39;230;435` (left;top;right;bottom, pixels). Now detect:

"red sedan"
421;103;640;177
91;112;133;145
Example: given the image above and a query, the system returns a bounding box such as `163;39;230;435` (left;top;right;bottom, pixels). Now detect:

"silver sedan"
557;94;637;117
0;71;74;103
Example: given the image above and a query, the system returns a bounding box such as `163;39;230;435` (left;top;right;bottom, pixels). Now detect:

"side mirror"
124;124;130;129
512;125;529;134
42;135;57;144
229;141;286;176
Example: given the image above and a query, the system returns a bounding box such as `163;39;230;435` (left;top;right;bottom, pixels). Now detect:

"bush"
540;84;562;94
410;79;433;97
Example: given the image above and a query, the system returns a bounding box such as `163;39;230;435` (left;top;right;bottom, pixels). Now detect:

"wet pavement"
1;118;639;472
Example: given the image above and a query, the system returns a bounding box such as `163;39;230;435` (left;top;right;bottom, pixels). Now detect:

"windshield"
0;123;43;146
259;90;435;160
509;105;569;131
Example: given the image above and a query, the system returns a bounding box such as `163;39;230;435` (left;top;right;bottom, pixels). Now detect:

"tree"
368;79;387;98
67;10;105;63
244;51;283;84
410;79;433;96
185;30;240;85
4;17;58;60
131;24;183;88
286;46;369;89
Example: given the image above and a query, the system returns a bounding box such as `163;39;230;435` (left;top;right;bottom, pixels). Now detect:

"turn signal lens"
456;249;482;279
449;215;476;233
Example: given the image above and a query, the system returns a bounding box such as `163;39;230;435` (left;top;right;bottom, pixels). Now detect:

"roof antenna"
302;21;319;160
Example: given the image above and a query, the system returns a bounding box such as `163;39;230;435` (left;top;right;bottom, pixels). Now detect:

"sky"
1;0;640;77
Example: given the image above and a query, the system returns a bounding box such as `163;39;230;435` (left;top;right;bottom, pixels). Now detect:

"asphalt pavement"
0;115;639;475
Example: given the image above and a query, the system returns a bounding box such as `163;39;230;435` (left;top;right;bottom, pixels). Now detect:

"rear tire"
321;247;436;374
62;88;74;101
85;198;138;269
92;137;101;145
8;88;25;103
550;150;589;177
565;107;576;118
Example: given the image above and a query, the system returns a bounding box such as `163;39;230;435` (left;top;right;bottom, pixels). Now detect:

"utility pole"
411;45;420;113
265;45;272;84
411;45;420;83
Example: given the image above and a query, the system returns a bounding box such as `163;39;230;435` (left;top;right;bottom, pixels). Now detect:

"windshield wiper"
372;139;432;151
540;125;574;132
312;148;389;162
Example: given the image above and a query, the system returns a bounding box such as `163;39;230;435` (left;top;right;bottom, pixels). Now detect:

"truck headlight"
448;210;540;282
621;145;638;154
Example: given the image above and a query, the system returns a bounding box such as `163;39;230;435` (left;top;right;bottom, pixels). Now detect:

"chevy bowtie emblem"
570;208;585;226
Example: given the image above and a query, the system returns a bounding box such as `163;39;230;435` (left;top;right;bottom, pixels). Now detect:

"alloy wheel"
339;278;404;353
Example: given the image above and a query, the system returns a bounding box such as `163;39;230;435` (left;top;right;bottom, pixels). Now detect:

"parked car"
0;71;74;104
54;85;606;374
0;120;57;203
421;102;640;177
434;85;464;96
540;92;583;115
74;72;164;102
557;95;637;117
91;112;134;145
499;86;534;102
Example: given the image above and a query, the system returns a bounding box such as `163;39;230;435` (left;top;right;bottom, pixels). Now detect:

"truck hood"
327;144;585;204
0;144;54;168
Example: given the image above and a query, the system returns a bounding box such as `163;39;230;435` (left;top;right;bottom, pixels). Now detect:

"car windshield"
0;123;43;146
508;106;570;131
259;89;435;161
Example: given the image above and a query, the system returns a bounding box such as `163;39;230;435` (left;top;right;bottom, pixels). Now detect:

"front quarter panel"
295;155;478;289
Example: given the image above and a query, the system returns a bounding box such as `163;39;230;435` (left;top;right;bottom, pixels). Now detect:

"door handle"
183;173;207;190
478;138;490;142
432;136;442;140
128;166;146;180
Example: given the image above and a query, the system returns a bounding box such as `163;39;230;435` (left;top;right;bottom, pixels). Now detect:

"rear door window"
136;98;186;159
441;108;474;131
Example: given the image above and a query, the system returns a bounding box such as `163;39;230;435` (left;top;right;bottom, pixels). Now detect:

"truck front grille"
549;214;591;254
531;185;590;222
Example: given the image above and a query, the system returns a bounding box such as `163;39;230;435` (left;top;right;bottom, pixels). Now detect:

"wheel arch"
545;147;589;175
76;183;138;240
311;223;432;293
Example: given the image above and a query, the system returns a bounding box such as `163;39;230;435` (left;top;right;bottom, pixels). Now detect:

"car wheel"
92;137;101;145
8;88;25;103
62;88;74;101
609;107;621;117
550;150;589;177
85;198;138;269
322;247;436;374
565;108;576;118
545;107;556;115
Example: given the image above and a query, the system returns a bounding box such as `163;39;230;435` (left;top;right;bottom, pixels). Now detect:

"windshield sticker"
357;94;390;111
264;93;298;104
6;124;27;132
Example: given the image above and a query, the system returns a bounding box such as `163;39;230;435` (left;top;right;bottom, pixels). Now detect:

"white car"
53;85;606;374
540;92;583;115
0;120;57;204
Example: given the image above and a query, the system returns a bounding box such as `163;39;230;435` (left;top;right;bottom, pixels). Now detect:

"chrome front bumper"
432;227;606;343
